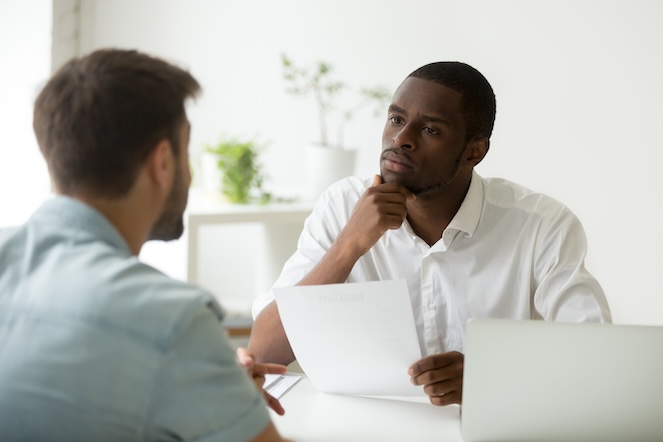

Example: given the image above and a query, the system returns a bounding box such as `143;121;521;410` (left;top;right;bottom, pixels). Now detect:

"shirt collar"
446;170;484;239
33;195;132;254
402;170;485;245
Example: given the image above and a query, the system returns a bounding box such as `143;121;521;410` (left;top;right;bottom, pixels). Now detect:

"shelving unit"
186;195;313;335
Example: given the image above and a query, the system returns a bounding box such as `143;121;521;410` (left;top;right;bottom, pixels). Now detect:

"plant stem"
313;83;328;147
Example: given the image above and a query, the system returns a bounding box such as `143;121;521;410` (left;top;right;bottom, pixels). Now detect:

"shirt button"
429;303;436;310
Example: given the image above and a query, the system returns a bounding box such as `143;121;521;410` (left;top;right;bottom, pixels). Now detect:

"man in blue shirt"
0;49;287;441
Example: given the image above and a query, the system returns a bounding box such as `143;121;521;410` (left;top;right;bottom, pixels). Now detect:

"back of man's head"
408;61;496;142
33;49;201;198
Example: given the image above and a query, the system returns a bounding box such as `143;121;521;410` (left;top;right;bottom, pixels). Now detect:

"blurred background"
1;0;662;325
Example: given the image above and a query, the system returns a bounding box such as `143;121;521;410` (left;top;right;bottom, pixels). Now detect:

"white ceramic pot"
305;144;357;202
199;151;223;195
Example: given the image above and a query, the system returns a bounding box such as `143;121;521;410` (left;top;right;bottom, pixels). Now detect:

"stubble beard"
408;148;464;196
149;161;187;242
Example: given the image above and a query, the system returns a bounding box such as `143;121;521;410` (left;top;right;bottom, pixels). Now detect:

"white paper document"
264;374;302;399
274;279;425;396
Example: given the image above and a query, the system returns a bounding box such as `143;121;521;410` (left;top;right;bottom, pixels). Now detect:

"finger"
370;181;413;200
236;347;254;368
428;390;462;406
388;185;415;202
371;174;383;187
411;365;464;387
253;374;266;389
408;351;462;376
410;365;457;385
253;362;288;376
364;190;411;222
423;378;459;398
263;390;286;416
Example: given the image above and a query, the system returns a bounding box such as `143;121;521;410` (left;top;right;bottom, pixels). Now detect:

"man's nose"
393;124;415;150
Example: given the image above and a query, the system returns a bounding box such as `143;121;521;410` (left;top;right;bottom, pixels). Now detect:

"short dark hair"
408;61;496;142
33;49;201;197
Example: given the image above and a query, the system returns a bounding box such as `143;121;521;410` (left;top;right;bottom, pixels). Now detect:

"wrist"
331;233;369;263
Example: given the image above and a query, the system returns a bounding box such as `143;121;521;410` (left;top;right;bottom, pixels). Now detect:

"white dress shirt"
253;171;611;357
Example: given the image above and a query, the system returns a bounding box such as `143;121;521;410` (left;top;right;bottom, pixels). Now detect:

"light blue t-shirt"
0;196;270;441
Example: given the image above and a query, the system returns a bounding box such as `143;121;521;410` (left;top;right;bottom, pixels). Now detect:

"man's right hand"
237;347;287;416
250;174;414;367
335;174;414;258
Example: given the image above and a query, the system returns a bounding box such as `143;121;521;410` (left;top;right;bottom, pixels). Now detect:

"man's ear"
465;136;489;167
146;139;174;191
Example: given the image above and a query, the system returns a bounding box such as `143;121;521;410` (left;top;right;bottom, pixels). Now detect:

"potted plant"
204;137;271;204
280;54;391;200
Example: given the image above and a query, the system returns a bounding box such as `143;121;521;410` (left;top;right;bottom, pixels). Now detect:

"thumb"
372;174;383;187
236;347;254;368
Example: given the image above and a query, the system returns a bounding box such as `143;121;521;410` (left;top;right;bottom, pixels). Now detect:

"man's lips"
382;152;414;173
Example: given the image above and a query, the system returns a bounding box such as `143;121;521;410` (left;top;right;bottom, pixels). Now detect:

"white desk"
271;376;462;441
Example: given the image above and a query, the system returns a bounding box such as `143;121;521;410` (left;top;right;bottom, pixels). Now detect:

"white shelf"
186;191;313;319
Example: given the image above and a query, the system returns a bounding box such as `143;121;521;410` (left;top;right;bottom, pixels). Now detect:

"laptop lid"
461;318;663;442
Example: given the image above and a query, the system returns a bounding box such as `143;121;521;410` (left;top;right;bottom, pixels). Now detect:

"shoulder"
481;176;573;220
320;176;370;202
3;204;224;353
0;226;23;266
306;176;370;226
16;234;223;353
478;176;589;248
89;261;224;352
0;225;20;241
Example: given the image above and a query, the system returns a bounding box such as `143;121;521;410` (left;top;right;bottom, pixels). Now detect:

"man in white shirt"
249;61;611;406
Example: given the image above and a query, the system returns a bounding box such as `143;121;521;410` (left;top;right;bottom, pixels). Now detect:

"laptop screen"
461;319;663;442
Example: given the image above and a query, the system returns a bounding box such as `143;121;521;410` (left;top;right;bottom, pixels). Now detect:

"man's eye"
423;127;438;135
390;116;404;124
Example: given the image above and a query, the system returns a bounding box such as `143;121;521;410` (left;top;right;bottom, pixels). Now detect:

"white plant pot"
305;145;357;202
199;152;223;196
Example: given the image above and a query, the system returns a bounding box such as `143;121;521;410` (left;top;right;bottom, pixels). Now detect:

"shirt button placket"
421;252;439;356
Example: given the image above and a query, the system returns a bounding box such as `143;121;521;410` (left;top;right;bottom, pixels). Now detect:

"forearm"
248;302;296;365
250;421;287;442
249;236;363;364
297;233;365;286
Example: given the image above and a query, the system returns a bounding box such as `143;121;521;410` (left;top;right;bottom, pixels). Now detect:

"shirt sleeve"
533;205;612;323
146;300;271;442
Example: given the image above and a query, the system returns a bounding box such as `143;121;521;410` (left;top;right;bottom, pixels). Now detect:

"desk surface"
270;376;462;441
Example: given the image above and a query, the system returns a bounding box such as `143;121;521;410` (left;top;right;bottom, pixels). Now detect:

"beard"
149;160;188;241
410;150;463;195
387;145;465;196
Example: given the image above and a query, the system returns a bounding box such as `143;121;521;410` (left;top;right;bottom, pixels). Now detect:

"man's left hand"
408;351;464;406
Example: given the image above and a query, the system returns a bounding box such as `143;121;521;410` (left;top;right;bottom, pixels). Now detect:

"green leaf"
206;138;270;204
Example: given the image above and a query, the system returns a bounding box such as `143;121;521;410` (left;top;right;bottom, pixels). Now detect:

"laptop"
461;318;663;442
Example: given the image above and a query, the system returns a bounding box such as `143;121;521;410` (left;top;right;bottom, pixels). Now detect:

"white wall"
0;0;52;227
61;0;663;324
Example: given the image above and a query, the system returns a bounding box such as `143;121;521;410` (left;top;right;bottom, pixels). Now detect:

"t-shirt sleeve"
146;301;271;441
